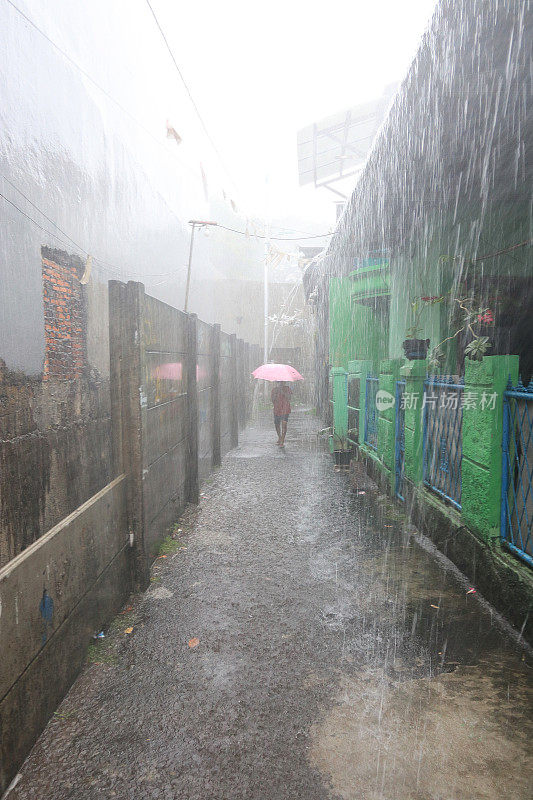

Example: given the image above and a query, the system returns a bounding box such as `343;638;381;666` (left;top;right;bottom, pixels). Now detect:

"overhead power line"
4;176;529;289
0;191;85;252
0;178;332;286
270;224;326;237
0;185;181;279
144;0;237;191
0;190;144;278
2;176;85;253
4;0;197;179
4;0;332;247
215;224;332;241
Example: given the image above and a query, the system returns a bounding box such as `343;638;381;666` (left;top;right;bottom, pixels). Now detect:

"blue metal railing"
395;380;406;501
423;375;463;509
364;376;379;451
501;378;533;569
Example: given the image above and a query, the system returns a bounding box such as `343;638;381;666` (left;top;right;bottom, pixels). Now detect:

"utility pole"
184;220;218;312
263;172;271;367
264;232;269;364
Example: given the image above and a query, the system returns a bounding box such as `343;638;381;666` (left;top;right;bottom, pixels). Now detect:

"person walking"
271;381;292;446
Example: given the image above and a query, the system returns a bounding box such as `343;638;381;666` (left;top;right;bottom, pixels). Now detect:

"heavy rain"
0;1;532;798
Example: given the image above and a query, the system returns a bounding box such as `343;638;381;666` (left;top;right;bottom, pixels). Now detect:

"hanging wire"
0;188;173;279
214;224;332;241
4;1;335;250
0;190;87;255
0;177;332;285
4;0;198;179
3;174;528;287
2;177;86;254
144;0;237;192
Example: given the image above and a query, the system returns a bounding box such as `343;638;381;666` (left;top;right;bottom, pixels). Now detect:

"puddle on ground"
309;660;533;800
295;451;533;800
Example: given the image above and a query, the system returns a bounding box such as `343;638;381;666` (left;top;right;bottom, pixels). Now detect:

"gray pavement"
9;410;533;800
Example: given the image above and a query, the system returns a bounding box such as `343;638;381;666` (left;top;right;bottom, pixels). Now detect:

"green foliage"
428;345;444;371
405;324;422;339
87;640;117;665
405;295;445;339
86;608;137;666
53;709;77;720
158;534;183;556
420;294;495;364
464;336;491;361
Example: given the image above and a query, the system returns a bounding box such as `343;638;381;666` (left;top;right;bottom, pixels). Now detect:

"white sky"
152;0;439;229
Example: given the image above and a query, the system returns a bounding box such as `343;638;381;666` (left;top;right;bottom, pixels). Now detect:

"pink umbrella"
252;363;304;382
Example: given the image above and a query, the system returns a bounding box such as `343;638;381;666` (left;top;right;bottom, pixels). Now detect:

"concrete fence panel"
1;278;256;791
220;331;233;457
197;318;214;484
0;475;129;793
141;293;191;559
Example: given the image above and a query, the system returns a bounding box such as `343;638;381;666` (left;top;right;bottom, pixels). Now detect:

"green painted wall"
388;248;443;361
347;360;372;449
329;278;354;368
327;199;531;474
399;359;427;484
387;205;532;372
377;360;403;486
329;277;388;370
330;368;348;445
462;355;519;541
325;165;532;604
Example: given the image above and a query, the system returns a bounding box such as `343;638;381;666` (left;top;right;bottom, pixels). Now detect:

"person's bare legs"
274;419;282;444
280;419;288;446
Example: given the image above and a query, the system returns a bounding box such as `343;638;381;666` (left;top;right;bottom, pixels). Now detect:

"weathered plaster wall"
1;278;256;792
0;248;112;568
0;1;260;377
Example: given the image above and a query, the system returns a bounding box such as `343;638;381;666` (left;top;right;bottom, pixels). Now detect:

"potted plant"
403;295;444;360
403;336;430;360
331;433;353;467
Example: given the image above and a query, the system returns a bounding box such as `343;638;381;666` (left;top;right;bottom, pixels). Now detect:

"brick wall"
42;250;87;380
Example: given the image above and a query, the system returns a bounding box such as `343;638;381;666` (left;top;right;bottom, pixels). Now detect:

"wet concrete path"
11;411;533;799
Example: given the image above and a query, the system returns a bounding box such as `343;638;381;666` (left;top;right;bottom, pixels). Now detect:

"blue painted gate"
423;376;463;509
501;379;533;568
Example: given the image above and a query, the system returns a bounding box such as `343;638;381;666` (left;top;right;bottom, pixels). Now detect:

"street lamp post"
184;219;218;312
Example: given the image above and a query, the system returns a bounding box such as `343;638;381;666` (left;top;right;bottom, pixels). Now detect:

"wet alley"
9;410;533;800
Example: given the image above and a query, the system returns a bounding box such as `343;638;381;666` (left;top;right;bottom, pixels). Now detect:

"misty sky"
152;0;439;227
